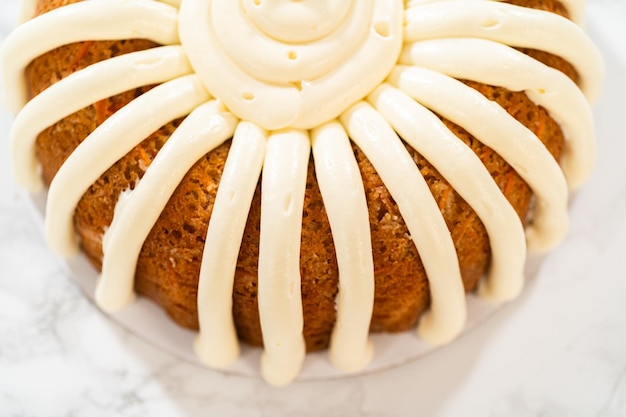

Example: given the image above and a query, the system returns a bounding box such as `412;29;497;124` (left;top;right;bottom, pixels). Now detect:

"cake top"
1;0;603;386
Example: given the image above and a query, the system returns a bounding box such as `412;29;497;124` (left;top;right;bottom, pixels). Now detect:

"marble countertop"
1;1;626;416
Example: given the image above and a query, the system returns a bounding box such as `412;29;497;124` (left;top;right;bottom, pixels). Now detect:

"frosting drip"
312;122;375;371
1;0;603;386
342;102;468;344
258;129;310;386
400;37;596;190
195;121;267;368
387;65;568;252
404;1;602;103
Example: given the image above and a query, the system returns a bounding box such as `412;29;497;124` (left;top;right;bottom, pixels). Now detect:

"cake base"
25;190;548;381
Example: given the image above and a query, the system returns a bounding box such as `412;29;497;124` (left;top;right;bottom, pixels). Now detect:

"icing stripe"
45;75;210;258
195;121;267;368
1;0;180;113
404;1;603;103
258;129;310;386
526;0;585;25
19;0;36;22
405;0;585;25
311;121;375;372
96;100;237;312
10;46;193;192
342;102;466;345
370;84;527;301
400;37;596;190
548;0;585;24
388;65;568;252
158;0;182;7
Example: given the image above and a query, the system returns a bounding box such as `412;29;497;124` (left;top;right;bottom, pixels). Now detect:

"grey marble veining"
1;0;626;416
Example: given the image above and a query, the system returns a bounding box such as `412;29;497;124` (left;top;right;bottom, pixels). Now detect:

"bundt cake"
1;0;603;385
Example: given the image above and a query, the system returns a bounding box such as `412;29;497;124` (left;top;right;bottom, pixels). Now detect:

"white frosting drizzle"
10;46;193;192
342;102;467;345
549;0;585;24
1;0;603;386
19;0;37;22
1;0;179;113
158;0;182;7
388;65;568;252
401;37;596;190
311;121;375;372
404;1;603;103
370;85;527;301
46;75;210;258
97;99;236;312
195;121;267;368
258;129;310;386
405;0;585;25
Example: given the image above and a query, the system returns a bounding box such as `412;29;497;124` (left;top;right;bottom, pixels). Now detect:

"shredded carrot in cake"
135;145;152;170
437;186;451;211
93;99;108;126
69;41;93;73
502;168;518;196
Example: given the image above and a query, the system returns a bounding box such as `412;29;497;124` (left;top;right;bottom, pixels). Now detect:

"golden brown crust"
29;0;568;351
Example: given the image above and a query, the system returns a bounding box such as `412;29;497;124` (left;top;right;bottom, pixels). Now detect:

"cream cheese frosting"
1;0;603;386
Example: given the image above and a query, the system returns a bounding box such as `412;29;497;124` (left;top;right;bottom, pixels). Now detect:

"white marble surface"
1;1;626;416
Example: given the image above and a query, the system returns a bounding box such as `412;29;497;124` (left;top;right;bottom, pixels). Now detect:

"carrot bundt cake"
1;0;603;385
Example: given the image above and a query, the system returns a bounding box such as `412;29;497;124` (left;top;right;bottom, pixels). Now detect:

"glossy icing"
1;0;603;385
312;121;375;372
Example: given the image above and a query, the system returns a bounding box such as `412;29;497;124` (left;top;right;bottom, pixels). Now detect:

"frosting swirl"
179;0;404;130
242;0;353;43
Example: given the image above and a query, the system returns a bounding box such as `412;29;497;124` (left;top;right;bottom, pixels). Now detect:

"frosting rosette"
179;0;404;129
